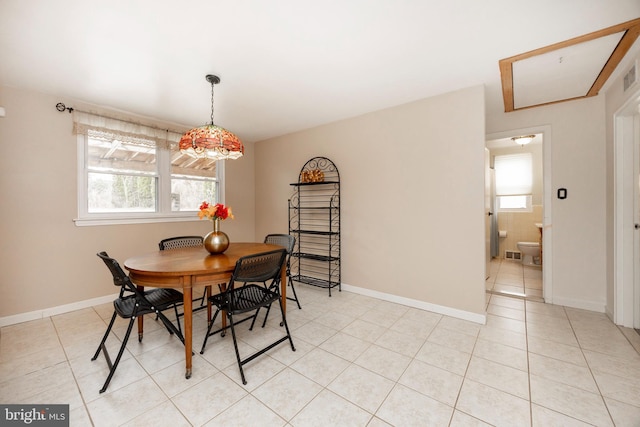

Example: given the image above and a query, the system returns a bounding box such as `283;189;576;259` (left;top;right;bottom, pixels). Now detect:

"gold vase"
204;219;229;254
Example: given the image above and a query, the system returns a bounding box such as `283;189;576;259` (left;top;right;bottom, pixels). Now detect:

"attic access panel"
500;18;640;112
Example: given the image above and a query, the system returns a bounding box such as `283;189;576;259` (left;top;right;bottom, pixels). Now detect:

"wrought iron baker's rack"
288;157;341;295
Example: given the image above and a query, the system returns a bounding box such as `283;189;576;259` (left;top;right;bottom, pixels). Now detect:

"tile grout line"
51;311;97;427
524;297;533;427
564;306;617;427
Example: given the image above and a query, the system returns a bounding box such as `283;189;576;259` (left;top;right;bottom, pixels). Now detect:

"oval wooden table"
124;242;286;379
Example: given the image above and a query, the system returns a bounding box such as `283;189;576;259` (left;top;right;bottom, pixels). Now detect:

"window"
497;195;532;210
494;153;532;212
74;112;223;226
87;134;158;213
170;150;219;212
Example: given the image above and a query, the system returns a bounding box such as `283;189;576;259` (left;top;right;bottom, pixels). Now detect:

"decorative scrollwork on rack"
298;156;339;184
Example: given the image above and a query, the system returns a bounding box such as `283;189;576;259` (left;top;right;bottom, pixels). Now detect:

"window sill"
74;215;201;227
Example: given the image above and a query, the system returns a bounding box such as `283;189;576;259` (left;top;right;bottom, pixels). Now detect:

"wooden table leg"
183;281;193;379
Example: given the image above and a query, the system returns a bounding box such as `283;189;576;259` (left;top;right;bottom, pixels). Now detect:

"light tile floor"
2;272;640;426
486;258;543;300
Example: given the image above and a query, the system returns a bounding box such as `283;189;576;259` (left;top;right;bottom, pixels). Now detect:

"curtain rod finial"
56;102;74;113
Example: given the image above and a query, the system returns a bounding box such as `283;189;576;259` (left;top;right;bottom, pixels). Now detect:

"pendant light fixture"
179;74;244;160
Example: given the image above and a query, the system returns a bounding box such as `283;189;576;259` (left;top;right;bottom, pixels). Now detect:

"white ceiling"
1;1;639;143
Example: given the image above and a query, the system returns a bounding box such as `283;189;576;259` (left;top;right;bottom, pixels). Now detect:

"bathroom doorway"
485;127;552;302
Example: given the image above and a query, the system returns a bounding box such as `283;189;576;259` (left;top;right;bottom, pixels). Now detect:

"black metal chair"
264;234;301;309
158;236;208;312
261;234;301;327
92;251;185;393
199;249;295;384
158;236;204;251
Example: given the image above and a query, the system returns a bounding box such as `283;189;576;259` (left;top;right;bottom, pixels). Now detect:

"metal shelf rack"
288;157;340;296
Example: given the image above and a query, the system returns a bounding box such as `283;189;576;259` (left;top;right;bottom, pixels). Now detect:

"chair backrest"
159;236;204;251
97;251;137;296
96;252;181;326
230;249;287;289
264;234;295;254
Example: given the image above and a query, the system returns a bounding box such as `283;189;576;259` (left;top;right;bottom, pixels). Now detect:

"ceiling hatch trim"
500;18;640;113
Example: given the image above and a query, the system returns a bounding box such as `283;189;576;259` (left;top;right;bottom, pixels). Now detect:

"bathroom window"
497;195;532;211
494;153;532;212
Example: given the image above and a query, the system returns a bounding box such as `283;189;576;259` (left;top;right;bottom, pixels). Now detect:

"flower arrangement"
198;202;234;221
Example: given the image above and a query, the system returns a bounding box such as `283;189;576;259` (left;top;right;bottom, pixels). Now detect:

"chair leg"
92;311;117;361
227;312;247;385
248;307;262;331
288;275;302;310
200;308;222;354
278;298;296;352
261;274;301;328
156;310;185;345
261;304;272;328
99;317;135;393
173;305;182;335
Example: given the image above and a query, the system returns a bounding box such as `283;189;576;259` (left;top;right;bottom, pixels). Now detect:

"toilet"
517;241;541;266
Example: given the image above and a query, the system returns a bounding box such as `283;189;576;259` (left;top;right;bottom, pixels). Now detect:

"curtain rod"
55;102;185;135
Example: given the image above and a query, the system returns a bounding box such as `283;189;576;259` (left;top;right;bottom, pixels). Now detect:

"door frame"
613;90;640;328
486;125;553;302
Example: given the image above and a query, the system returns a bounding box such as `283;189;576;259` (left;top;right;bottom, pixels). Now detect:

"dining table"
124;242;287;379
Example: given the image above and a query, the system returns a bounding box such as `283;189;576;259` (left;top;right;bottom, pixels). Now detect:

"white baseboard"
2;283;490;328
341;283;486;325
0;294;118;328
550;296;606;313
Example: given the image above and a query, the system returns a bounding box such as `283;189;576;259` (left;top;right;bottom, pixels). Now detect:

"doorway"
485;127;553;302
613;91;640;329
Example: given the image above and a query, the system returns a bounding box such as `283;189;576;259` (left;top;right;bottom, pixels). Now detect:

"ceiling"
1;1;639;143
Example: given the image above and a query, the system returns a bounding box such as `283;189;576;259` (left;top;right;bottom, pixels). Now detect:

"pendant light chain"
210;79;215;126
178;73;244;160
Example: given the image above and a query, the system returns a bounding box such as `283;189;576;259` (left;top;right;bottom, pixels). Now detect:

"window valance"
72;110;184;150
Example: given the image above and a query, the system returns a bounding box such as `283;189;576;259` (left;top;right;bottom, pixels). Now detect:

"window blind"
494;153;532;196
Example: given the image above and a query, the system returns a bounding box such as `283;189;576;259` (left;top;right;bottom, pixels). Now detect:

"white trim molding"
341;282;487;325
0;294;117;327
1;285;487;328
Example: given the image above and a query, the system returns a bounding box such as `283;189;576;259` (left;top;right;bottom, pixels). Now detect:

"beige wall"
0;85;256;319
255;86;487;316
3;76;619;322
487;95;607;311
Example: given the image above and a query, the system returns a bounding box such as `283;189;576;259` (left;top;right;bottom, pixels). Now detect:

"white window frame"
74;133;225;226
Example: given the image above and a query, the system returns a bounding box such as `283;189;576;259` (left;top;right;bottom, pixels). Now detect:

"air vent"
505;250;522;260
624;62;637;92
